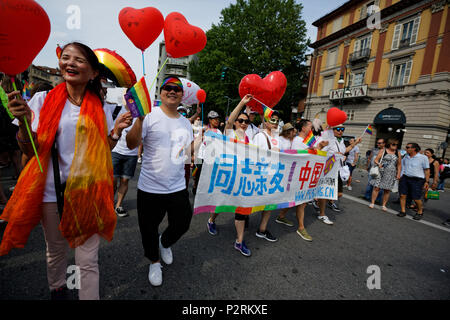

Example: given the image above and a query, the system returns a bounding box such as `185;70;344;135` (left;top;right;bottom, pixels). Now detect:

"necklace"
67;93;83;106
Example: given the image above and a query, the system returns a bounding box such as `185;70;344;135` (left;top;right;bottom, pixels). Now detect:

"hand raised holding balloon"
7;91;32;125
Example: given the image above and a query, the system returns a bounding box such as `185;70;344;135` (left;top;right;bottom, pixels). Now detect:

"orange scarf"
0;83;116;255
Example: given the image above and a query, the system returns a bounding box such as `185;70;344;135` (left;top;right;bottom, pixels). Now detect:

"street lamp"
338;69;351;110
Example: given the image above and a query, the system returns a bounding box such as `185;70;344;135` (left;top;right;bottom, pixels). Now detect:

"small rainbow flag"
263;104;274;121
303;130;316;147
365;125;373;135
124;77;151;118
192;166;198;177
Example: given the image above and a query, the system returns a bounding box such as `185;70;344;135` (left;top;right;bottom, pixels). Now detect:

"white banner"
193;132;338;215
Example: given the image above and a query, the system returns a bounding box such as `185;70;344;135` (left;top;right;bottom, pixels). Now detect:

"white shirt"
245;123;259;140
112;107;138;156
197;127;222;160
319;135;346;169
14;91;114;202
137;107;194;194
346;145;360;165
291;135;309;150
278;136;292;150
252;130;280;150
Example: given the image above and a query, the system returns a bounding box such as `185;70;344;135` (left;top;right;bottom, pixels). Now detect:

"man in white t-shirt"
126;76;194;287
245;109;260;140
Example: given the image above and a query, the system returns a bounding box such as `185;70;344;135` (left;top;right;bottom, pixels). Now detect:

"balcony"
349;48;371;64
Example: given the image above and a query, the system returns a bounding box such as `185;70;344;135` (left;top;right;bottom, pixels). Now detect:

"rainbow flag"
365;125;373;135
263;104;274;121
124;77;151;118
303;130;316;147
22;80;30;100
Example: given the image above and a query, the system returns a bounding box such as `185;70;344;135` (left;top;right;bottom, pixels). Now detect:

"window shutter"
374;0;380;7
354;38;360;53
410;16;421;45
349;73;354;87
392;23;402;50
360;4;367;20
403;60;412;85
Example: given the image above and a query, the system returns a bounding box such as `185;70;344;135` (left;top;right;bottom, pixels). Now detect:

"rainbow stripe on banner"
365;125;373;135
263;104;274;121
303;130;316;147
124;77;151;118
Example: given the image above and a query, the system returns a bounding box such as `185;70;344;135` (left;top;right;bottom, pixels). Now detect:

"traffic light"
221;67;228;81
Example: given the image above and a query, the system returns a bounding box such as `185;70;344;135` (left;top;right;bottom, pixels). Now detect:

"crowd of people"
0;41;448;300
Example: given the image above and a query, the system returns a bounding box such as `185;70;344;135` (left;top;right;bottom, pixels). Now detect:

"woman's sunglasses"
162;85;182;93
236;118;250;124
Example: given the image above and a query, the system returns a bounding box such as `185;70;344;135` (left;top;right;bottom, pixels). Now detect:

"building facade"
306;0;450;157
154;41;195;102
27;65;62;88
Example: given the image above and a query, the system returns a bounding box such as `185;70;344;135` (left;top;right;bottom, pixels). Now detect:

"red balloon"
0;0;51;75
238;71;287;114
164;12;207;58
327;107;348;127
119;7;164;51
196;89;206;103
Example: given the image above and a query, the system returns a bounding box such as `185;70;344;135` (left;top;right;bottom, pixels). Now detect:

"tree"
189;0;310;121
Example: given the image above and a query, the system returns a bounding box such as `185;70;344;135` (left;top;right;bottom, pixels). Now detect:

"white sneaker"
318;215;334;225
159;235;173;265
148;263;162;286
347;186;352;191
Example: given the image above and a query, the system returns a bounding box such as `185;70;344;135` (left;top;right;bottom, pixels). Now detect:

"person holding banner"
316;125;361;222
250;114;280;242
276;119;328;241
223;94;253;255
1;42;132;300
126;76;194;287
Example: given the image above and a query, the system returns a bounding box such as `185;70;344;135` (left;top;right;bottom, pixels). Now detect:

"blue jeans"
364;174;383;201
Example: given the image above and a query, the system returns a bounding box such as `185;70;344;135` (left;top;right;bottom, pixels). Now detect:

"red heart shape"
164;12;207;58
119;7;164;51
0;0;51;75
327;107;348;127
238;71;287;114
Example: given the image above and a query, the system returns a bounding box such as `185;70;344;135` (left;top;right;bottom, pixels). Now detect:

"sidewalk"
343;168;450;227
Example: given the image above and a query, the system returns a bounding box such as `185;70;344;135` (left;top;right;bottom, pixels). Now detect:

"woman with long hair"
0;42;132;300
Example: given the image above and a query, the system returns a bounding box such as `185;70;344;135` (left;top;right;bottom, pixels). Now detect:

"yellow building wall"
439;6;448;34
384;23;395;53
417;9;431;44
432;43;442;76
410;48;425;84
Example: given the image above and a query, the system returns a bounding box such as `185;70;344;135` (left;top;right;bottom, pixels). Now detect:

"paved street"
1;166;449;300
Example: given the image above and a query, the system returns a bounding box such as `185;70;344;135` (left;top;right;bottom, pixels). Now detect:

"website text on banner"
193;132;338;215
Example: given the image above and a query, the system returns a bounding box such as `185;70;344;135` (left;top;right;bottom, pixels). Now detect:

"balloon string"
149;57;169;91
142;51;146;76
11;77;43;173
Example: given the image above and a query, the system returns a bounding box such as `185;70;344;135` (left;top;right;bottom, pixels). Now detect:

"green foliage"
189;0;310;120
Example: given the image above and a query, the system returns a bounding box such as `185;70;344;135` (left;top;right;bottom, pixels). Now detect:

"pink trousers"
41;203;100;300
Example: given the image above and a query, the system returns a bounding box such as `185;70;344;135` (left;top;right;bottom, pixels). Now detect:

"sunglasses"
391;143;398;146
334;127;345;132
377;142;385;144
179;112;187;116
162;85;182;93
406;146;413;149
236;118;250;124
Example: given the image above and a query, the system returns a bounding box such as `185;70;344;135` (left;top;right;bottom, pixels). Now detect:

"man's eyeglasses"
334;127;345;132
162;85;182;93
391;143;398;146
377;142;385;144
236;118;250;124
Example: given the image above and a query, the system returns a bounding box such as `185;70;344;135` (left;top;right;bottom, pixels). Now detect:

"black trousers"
137;188;193;262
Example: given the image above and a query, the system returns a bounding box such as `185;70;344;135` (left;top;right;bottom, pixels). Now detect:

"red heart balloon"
197;89;206;103
119;7;164;51
327;107;348;127
238;71;287;114
0;0;51;75
164;12;207;58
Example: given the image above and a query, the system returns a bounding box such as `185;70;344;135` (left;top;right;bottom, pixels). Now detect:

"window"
322;76;334;96
332;16;343;33
353;33;372;55
326;46;339;68
347;110;355;121
360;0;379;20
349;71;366;87
390;60;412;86
391;16;421;50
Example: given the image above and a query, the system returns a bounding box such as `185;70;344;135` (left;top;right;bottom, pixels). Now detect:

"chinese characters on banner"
193;132;338;215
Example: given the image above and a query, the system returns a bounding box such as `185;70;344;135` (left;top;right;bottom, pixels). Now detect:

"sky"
32;0;347;103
